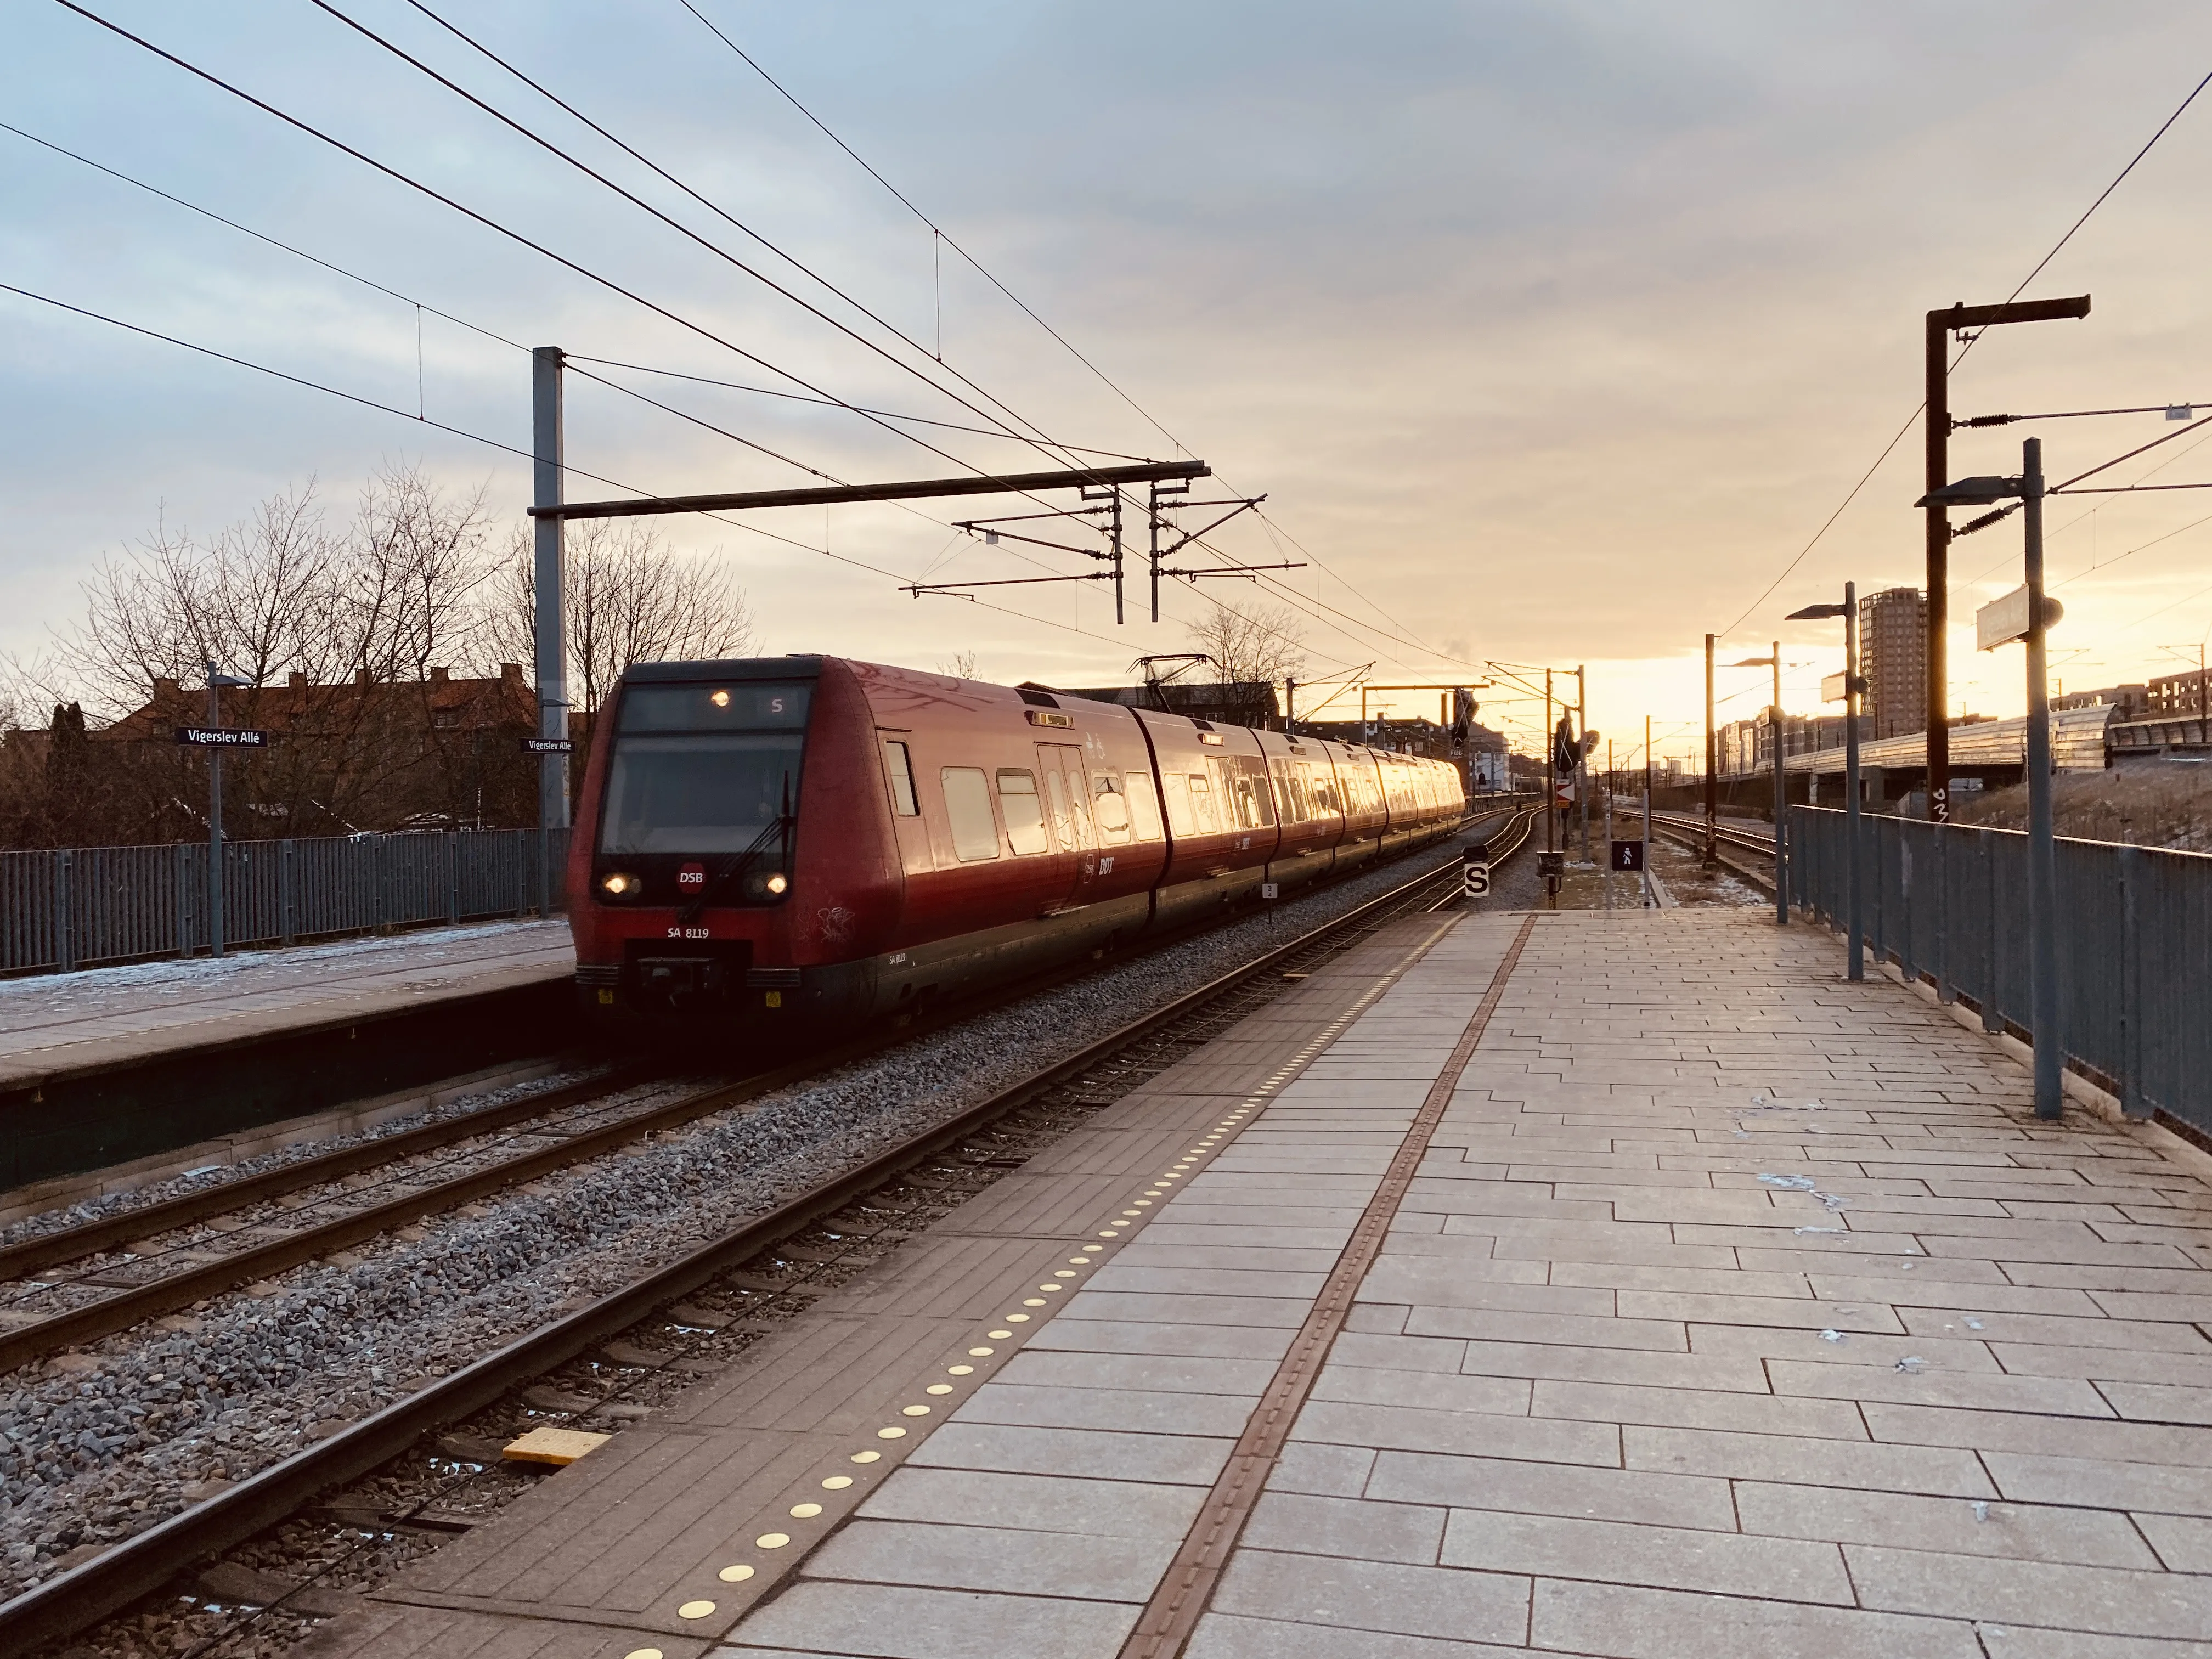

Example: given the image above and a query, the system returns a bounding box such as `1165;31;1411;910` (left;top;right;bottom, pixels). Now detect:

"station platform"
0;921;575;1197
328;906;2212;1659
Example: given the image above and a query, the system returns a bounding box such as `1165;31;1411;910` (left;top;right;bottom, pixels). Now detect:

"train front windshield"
597;682;809;855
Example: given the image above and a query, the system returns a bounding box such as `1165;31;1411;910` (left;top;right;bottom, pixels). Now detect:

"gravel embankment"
0;833;1482;1600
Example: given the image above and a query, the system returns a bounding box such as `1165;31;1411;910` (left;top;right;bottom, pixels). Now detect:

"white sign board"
1821;672;1848;703
1462;861;1491;898
1977;584;2064;651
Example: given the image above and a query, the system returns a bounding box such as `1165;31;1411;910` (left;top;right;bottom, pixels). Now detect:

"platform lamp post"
1787;592;1866;979
1918;449;2062;1118
1731;648;1787;926
204;662;250;958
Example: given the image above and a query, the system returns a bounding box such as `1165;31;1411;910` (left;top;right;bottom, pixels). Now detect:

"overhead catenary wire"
41;3;1432;684
1724;63;2212;639
51;0;1127;512
0;279;1214;668
566;357;1156;459
676;0;1475;672
363;0;1105;475
54;0;1393;678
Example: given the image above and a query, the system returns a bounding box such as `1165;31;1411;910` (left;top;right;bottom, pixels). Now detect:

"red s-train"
567;656;1466;1032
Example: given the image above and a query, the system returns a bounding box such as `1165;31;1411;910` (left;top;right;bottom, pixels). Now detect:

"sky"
4;0;2211;768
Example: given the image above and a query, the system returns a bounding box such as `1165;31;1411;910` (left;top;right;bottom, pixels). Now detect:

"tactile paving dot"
789;1503;823;1519
947;1364;974;1375
988;1328;1014;1338
902;1404;932;1416
926;1383;953;1394
756;1532;791;1549
1023;1297;1046;1306
821;1476;854;1489
1053;1270;1077;1278
970;1346;995;1355
717;1564;754;1583
850;1450;882;1464
1082;1245;1104;1253
877;1426;907;1440
626;1649;664;1659
677;1600;716;1618
1005;1313;1030;1322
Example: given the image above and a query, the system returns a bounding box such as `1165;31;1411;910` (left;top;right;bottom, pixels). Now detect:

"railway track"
1646;809;1778;890
1;803;1538;1655
0;804;1529;1377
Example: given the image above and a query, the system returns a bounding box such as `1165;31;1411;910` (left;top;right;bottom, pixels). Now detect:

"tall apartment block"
1858;586;1928;739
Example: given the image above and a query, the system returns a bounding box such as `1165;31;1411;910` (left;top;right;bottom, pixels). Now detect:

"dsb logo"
679;863;708;887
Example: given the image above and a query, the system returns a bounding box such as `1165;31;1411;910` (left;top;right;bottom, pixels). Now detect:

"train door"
1036;743;1100;910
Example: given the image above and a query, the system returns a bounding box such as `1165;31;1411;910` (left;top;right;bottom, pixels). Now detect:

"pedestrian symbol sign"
1611;839;1645;873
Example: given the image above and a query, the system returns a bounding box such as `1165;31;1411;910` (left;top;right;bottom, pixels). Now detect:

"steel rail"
0;811;1531;1652
2;804;1527;1356
0;1065;656;1284
1647;811;1777;891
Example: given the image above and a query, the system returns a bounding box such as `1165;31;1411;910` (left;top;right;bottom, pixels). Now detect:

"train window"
884;741;919;816
1091;773;1132;842
1043;768;1074;850
1234;776;1264;830
599;733;801;854
1243;759;1276;826
1159;772;1195;836
1270;764;1296;825
940;768;1000;862
997;769;1049;855
1187;773;1220;833
1064;764;1096;848
1124;772;1163;841
620;682;810;731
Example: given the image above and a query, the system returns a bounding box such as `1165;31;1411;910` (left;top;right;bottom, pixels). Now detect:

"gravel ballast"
0;831;1491;1602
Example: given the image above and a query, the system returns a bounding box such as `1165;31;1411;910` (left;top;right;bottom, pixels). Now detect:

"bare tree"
935;650;981;680
494;522;757;719
1186;597;1309;689
345;465;495;684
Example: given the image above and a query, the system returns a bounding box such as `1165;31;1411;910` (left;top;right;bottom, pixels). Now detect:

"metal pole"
1544;669;1555;857
1604;738;1614;912
1773;640;1787;925
1285;676;1296;737
1110;489;1125;625
1703;633;1717;866
533;346;571;833
1925;309;1951;823
206;663;225;959
1846;583;1863;980
1147;481;1160;624
1642;715;1652;907
2023;437;2061;1119
1576;665;1589;865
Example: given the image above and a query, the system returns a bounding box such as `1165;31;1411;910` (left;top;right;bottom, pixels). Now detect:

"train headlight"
599;871;642;899
765;872;788;895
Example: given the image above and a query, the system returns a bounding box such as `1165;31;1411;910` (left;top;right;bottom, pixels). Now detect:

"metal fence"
1;828;571;977
1787;805;2211;1136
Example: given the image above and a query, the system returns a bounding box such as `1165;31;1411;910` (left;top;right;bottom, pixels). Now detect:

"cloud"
3;0;2210;745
